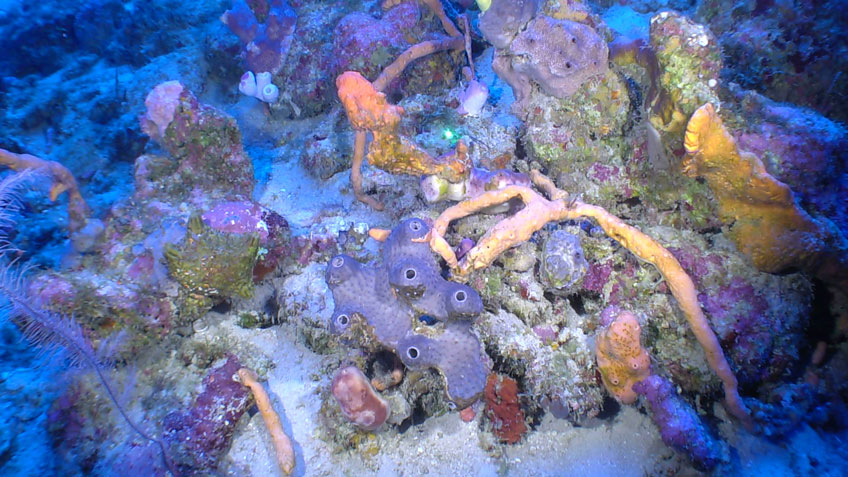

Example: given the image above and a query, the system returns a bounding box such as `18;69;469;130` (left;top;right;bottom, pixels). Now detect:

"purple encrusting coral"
582;261;612;294
633;375;726;471
163;355;252;474
668;244;808;388
332;1;419;83
221;0;297;75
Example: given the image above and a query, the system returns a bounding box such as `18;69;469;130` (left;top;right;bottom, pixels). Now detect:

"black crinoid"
0;169;178;476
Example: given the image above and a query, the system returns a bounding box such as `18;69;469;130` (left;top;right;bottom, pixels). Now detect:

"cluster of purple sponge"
325;218;489;407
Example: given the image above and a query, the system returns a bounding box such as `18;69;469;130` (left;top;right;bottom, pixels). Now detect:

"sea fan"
0;170;177;476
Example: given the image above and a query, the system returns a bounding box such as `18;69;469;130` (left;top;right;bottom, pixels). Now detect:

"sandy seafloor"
2;0;848;475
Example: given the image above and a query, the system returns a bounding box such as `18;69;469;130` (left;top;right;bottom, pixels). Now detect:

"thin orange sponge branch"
0;147;90;233
237;368;296;475
595;309;651;404
683;103;848;292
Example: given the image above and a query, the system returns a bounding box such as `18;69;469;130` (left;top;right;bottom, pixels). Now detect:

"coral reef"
425;171;751;424
5;0;848;473
334;0;461;96
325;218;489;407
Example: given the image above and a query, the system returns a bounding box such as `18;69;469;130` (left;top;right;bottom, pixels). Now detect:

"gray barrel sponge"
509;16;609;99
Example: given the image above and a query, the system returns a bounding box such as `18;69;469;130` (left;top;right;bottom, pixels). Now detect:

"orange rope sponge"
237;368;295;475
0;148;90;233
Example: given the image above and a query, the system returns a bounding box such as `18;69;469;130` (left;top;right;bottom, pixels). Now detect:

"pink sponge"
331;366;390;431
140;80;184;140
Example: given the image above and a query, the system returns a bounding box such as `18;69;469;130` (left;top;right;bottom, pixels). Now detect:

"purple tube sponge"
221;0;297;75
633;375;727;471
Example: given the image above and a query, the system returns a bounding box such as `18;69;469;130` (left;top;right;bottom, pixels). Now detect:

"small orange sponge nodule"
595;310;651;404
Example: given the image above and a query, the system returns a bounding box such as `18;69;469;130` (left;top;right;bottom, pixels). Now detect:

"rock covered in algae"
476;309;604;421
522;70;633;210
163;355;253;474
139;81;255;199
325;218;489;407
649;11;721;132
165;213;259;319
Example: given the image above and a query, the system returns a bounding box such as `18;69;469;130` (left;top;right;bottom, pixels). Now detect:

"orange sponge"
595;310;651;404
336;71;403;133
683;103;848;290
